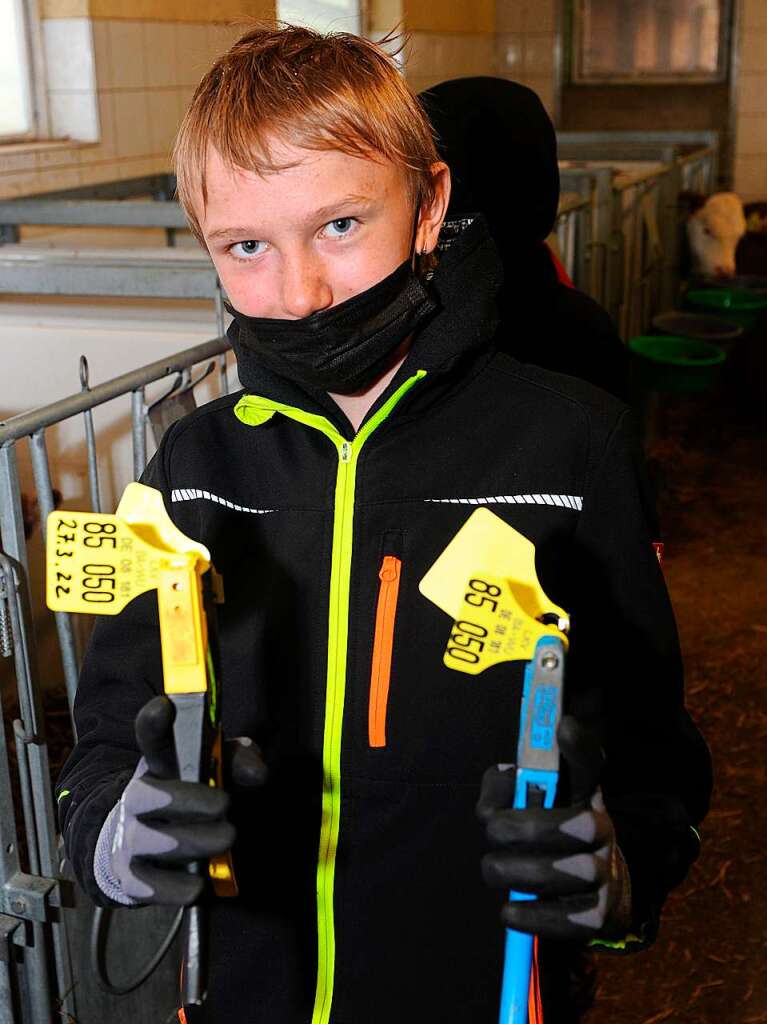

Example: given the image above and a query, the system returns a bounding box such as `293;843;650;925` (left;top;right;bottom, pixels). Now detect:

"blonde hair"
173;24;440;243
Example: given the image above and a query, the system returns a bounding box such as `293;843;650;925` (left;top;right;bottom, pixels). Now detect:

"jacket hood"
227;213;503;431
419;76;560;246
419;76;560;298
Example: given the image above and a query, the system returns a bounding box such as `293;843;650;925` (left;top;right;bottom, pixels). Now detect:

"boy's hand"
477;716;632;941
109;696;267;906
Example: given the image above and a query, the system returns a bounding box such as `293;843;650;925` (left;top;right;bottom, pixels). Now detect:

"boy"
57;25;711;1024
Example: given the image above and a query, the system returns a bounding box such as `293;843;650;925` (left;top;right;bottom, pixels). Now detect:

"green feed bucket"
628;335;726;393
685;288;767;332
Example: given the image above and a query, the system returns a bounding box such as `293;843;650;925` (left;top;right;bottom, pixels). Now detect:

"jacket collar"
228;214;503;436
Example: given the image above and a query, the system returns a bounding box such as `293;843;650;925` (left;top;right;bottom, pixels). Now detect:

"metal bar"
2;555;75;1020
23;922;53;1024
0;446;29;581
132;389;147;481
0;916;22;1024
0;963;13;1024
591;168;614;309
559;167;605;303
214;281;230;397
559;143;679;163
574;203;592;296
28;432;81;712
676;145;717;169
659;159;683;310
612;164;671;192
0;338;229;446
214;279;226;338
0;617;53;1024
80;357;102;514
557;129;718;147
10;724;38;878
557;193;590;216
0;250;219;300
0;174;175;204
0;598;21;888
1;561;41;745
680;150;717;193
0;199;187;229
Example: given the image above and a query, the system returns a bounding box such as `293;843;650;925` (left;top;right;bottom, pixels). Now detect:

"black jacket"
57;217;710;1024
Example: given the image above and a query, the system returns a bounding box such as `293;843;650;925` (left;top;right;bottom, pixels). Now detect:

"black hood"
419;76;560;294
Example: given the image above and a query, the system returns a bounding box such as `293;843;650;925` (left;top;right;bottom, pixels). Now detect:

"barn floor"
585;383;767;1024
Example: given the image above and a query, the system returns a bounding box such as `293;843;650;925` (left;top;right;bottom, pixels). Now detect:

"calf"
683;191;746;279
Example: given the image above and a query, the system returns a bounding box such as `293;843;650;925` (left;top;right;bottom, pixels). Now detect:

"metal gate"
0;335;230;1022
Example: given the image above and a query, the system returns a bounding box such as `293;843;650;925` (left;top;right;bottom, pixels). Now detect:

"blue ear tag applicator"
499;634;565;1024
417;508;570;1024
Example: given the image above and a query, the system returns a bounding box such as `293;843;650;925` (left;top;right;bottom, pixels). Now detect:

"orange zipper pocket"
368;552;402;748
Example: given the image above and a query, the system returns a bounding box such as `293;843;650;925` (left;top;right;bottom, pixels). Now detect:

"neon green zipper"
235;371;426;1023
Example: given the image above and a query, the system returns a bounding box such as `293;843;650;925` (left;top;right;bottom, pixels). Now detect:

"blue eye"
230;240;265;259
324;218;356;238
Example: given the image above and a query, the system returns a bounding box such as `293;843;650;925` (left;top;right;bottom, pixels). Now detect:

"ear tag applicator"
420;508;570;1024
46;482;236;1011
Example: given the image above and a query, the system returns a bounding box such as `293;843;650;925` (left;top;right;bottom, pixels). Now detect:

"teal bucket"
685;288;767;333
628;335;726;393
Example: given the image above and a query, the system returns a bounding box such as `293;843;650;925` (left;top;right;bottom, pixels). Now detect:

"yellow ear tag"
46;482;210;616
46;483;213;695
419;509;569;675
445;572;567;675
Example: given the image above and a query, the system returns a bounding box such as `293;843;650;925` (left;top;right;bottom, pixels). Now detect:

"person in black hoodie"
419;75;630;401
55;26;711;1024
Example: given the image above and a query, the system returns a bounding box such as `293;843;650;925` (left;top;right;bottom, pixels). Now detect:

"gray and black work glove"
96;695;267;907
477;715;632;942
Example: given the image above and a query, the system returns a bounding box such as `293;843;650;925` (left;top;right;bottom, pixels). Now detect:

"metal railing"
551;191;592;287
556;131;720;336
0;174;181;247
0;173;229;333
609;164;669;341
558;166;614;304
0;334;230;1023
0;142;721;343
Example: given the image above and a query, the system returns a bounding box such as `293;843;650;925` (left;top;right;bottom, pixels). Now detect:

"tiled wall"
494;0;557;117
400;0;495;96
0;0;563;202
0;5;274;201
370;0;558;118
733;0;767;202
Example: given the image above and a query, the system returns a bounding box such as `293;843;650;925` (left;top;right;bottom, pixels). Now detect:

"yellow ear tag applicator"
46;482;236;899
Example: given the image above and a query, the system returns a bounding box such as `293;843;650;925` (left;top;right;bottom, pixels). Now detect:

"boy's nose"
280;255;333;319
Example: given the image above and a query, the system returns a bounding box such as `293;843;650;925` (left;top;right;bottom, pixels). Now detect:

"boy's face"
199;139;443;320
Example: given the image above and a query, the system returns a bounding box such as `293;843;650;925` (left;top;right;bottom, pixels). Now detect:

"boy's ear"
417;161;451;254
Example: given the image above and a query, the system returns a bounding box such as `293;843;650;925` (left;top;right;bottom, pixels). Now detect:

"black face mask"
226;257;438;394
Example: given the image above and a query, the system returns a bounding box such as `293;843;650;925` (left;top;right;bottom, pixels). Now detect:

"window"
277;0;361;35
0;0;36;138
573;0;729;83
